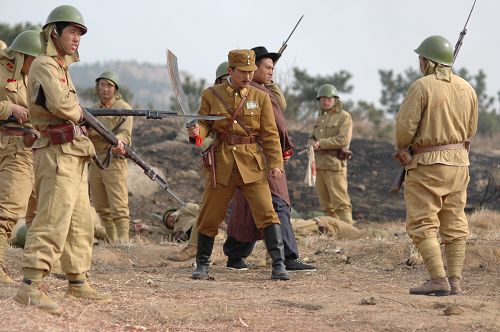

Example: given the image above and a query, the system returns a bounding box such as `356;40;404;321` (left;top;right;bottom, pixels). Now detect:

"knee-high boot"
191;233;214;280
263;224;289;280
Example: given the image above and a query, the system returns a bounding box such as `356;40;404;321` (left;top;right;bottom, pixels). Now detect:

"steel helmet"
8;30;42;57
316;84;339;100
44;5;87;35
215;61;229;80
96;71;119;90
414;35;454;66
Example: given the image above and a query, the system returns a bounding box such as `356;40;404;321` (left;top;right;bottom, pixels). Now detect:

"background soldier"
223;46;315;272
309;84;353;224
187;49;289;280
15;5;108;314
396;35;478;296
88;71;132;243
214;61;229;84
0;30;41;283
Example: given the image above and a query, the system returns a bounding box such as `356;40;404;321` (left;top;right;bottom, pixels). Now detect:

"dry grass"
471;132;500;155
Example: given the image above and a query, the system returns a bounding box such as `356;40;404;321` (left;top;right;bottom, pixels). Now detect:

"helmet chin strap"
53;28;71;57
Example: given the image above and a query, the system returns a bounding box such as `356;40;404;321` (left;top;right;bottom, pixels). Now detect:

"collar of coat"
223;80;249;98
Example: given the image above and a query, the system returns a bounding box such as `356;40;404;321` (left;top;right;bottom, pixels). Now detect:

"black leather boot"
191;233;215;280
263;224;289;280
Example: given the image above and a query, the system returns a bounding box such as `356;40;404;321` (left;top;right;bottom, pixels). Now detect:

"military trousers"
315;168;351;217
197;167;279;237
404;164;469;244
0;139;36;240
22;145;93;274
88;156;130;224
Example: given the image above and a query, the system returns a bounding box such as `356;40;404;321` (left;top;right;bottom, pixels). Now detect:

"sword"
167;49;204;146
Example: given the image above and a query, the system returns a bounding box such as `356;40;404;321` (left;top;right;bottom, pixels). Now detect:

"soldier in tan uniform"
395;35;478;296
0;30;41;283
187;49;288;280
14;5;108;314
309;84;353;224
88;71;132;243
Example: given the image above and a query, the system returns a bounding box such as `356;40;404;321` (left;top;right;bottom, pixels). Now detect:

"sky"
3;0;497;106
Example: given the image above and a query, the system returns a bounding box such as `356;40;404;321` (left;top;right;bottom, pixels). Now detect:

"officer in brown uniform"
309;84;353;224
88;71;132;243
15;5;108;314
395;35;478;296
223;46;315;272
187;49;288;280
0;30;41;283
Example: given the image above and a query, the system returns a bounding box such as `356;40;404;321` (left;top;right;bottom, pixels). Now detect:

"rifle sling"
208;87;252;137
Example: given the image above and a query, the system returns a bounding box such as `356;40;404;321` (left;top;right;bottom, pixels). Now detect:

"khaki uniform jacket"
310;104;352;171
88;97;133;155
28;55;94;156
396;67;478;170
0;50;33;153
198;80;283;185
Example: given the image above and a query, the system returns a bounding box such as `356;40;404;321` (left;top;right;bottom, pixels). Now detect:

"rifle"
81;107;186;206
390;0;477;194
276;15;304;62
87;108;223;121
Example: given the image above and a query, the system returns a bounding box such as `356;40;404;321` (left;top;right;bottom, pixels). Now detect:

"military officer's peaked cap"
228;49;257;71
251;46;281;63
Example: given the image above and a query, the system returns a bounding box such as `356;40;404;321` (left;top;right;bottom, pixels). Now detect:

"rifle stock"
82;108;186;206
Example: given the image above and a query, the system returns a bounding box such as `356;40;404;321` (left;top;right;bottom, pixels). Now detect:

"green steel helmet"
215;61;229;80
414;35;454;66
96;71;119;90
13;224;28;248
8;30;42;57
44;5;87;35
316;84;339;100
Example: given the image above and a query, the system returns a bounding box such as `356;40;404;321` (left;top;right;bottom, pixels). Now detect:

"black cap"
251;46;281;63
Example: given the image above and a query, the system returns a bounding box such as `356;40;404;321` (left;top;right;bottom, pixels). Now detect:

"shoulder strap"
208;87;252;136
218;95;247;143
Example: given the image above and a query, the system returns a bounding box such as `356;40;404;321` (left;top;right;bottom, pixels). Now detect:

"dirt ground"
1;215;499;331
1;119;499;331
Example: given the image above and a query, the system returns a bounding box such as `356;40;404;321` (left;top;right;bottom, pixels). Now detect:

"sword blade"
167;49;196;126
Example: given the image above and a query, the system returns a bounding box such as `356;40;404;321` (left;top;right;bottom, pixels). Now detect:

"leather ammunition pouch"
319;148;353;160
0;126;39;147
337;149;353;160
41;124;85;145
392;147;413;167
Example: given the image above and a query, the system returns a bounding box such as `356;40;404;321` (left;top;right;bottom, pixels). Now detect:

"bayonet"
276;15;304;60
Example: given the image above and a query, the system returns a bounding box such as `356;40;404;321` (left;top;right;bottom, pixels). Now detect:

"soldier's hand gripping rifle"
81;108;186;206
275;15;304;64
389;0;477;194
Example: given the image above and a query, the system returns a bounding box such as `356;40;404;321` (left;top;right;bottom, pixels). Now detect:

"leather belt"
40;125;85;138
0;126;29;137
318;148;341;155
218;134;257;145
411;142;469;154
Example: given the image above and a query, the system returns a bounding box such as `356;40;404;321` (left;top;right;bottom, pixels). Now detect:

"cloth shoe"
102;219;117;243
14;280;61;314
168;245;197;262
226;258;249;271
66;281;110;301
263;224;289;280
409;277;450;296
285;258;316;272
448;276;463;295
191;233;214;280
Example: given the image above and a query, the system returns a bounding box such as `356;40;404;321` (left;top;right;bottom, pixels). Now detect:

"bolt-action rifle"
81;107;186;206
389;0;477;194
87;108;223;121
